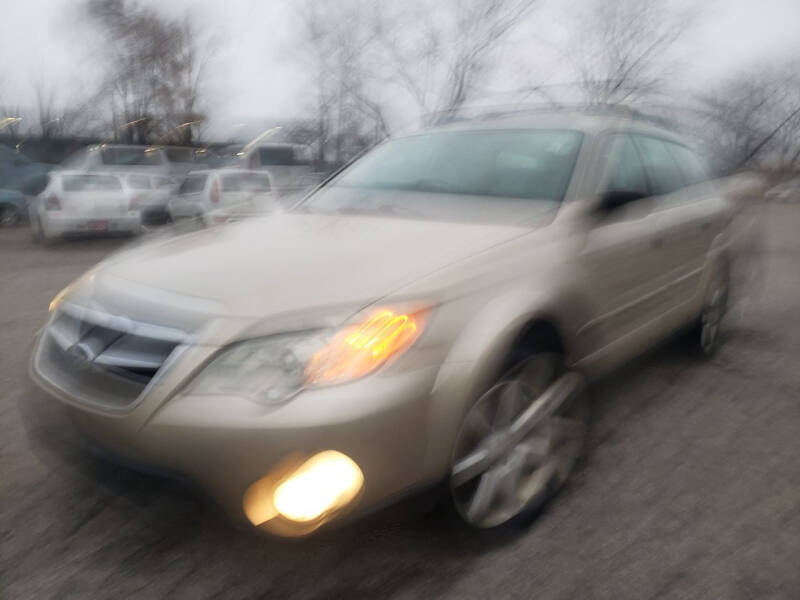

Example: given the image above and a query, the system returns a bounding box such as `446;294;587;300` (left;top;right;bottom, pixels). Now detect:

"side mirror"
598;189;647;213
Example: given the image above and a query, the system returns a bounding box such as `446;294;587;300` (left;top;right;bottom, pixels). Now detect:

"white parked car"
168;169;279;226
29;171;141;243
222;143;315;193
121;172;175;226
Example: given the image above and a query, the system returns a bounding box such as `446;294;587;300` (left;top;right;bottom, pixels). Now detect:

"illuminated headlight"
188;306;430;404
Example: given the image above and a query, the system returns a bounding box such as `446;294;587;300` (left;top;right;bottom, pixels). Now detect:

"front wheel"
693;264;730;357
449;353;589;530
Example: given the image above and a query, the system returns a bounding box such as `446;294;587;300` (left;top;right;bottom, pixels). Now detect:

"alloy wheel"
700;274;729;355
450;354;587;528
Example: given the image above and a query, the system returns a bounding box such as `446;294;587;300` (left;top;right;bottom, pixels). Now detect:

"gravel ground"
1;205;799;599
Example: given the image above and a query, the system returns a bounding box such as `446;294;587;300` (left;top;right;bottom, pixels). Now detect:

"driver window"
603;134;649;196
633;135;686;195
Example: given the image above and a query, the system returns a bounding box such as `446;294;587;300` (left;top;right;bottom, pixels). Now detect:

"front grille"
35;304;187;410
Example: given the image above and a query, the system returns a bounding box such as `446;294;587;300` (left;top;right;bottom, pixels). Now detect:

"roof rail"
426;102;678;129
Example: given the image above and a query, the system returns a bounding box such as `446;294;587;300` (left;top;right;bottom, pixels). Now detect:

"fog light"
273;451;363;522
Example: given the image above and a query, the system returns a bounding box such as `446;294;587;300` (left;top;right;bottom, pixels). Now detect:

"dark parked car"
0;144;51;200
0;188;26;226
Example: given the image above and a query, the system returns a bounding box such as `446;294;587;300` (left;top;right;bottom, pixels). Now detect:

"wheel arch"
420;289;590;481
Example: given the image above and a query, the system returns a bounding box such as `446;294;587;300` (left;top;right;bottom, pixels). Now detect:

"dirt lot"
2;205;800;599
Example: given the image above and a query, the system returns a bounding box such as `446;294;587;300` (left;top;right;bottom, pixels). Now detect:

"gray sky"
2;0;799;138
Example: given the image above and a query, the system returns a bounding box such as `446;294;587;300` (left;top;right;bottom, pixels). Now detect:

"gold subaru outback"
27;111;733;536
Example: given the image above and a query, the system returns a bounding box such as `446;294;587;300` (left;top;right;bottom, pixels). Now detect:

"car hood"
76;212;531;327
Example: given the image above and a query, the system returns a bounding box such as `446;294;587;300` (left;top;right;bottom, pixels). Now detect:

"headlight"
187;332;324;404
304;307;429;385
188;306;430;403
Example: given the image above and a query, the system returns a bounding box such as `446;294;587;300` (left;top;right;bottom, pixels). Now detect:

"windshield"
303;129;582;223
62;174;122;192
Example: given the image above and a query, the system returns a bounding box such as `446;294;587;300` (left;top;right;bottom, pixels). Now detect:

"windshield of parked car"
62;174;122;191
101;147;163;166
303;129;582;223
165;147;194;163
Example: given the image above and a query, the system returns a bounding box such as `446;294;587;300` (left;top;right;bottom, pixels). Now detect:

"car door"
633;135;719;311
579;133;667;350
665;142;722;290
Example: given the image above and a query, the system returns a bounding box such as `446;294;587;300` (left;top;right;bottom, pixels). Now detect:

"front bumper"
203;207;265;227
26;352;441;535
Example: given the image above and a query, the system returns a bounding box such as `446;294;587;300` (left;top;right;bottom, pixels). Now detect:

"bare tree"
83;0;212;144
376;0;537;122
291;0;537;168
294;0;388;167
697;61;800;174
31;80;99;139
570;0;697;106
0;74;24;138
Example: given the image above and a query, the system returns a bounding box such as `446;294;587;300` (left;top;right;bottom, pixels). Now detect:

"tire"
691;262;730;357
448;350;589;532
0;204;21;227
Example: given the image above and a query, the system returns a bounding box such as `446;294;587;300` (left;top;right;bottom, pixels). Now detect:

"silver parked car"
121;172;175;226
168;169;279;226
61;144;201;178
27;111;733;536
234;142;316;193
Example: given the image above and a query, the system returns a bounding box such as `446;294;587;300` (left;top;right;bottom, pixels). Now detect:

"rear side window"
178;174;208;194
666;144;708;186
127;174;152;190
221;173;272;192
603;134;649;196
634;136;686;195
62;174;122;191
